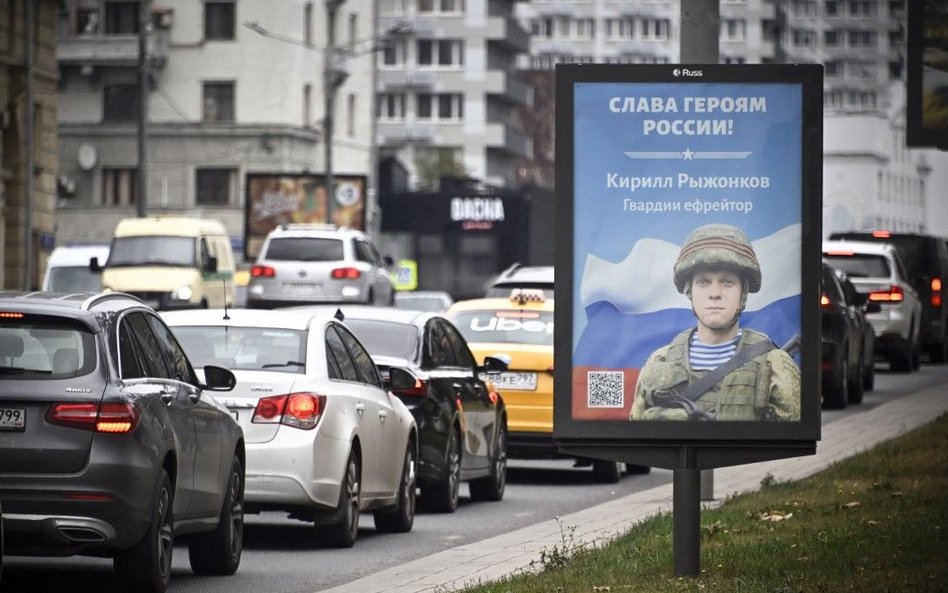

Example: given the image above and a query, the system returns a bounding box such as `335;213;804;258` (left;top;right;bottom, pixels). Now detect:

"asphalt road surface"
3;362;947;593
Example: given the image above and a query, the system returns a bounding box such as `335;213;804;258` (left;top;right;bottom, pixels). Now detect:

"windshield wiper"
261;361;305;369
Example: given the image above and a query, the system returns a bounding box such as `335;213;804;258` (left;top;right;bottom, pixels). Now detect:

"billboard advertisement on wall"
554;64;823;445
243;174;367;260
906;0;948;149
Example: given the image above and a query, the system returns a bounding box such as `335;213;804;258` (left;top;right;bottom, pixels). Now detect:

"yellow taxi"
446;290;554;457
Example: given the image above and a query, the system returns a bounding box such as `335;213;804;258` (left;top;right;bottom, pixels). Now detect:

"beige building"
1;0;60;290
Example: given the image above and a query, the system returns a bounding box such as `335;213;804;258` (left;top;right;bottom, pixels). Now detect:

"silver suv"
485;264;554;298
246;224;395;308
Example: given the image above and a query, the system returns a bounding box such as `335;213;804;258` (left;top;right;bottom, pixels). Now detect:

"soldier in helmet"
629;223;800;421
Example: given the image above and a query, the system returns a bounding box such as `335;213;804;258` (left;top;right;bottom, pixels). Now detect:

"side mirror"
388;366;419;394
201;364;236;391
205;255;219;273
865;301;882;314
480;356;508;374
89;256;103;273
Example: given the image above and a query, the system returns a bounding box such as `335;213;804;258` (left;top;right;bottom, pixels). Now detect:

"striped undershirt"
689;330;742;371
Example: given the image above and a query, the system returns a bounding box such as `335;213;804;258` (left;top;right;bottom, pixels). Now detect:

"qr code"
587;371;624;408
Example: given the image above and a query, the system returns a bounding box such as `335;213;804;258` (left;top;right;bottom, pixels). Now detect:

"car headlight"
171;285;193;301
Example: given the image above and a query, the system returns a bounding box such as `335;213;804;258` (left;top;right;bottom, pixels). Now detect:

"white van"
43;245;110;292
97;217;236;310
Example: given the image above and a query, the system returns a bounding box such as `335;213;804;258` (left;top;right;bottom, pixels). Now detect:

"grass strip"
458;413;948;593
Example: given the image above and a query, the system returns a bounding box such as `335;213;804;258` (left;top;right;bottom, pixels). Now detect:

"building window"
849;0;876;17
824;30;840;46
196;168;235;205
416;93;463;121
303;84;312;127
378;93;406;120
641;18;670;40
575;18;595;39
791;28;815;47
304;2;314;45
722;19;747;41
103;84;139;122
205;1;235;41
203;82;235;122
848;30;876;47
381;39;406;67
419;0;464;13
825;60;842;77
825;0;840;15
417;39;463;67
347;93;356;137
102;168;138;206
380;0;405;14
348;13;358;48
105;2;140;34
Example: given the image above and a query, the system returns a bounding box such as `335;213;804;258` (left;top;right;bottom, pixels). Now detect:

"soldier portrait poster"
554;65;823;442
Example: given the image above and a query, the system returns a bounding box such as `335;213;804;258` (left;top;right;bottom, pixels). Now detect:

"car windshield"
264;237;344;261
46;267;102;292
824;254;890;278
448;310;554;346
171;326;307;373
345;319;419;360
0;318;96;379
107;236;196;267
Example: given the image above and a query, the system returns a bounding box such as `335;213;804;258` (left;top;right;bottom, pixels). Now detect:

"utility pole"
137;0;151;217
323;0;348;225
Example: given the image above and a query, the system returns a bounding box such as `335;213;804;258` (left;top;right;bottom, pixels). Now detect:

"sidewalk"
319;382;948;593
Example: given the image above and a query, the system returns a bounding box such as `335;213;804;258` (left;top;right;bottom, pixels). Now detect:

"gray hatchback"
0;292;244;593
246;224;395;308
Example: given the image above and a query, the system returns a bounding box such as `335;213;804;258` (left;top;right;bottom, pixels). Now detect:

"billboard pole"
674;0;720;577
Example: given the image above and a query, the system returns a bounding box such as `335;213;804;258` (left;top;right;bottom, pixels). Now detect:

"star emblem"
682;148;694;160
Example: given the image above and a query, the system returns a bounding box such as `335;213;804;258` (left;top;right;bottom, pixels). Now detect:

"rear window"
823;254;890;279
830;233;931;282
448;310;554;346
264;237;344;262
345;319;419;360
171;326;307;373
0;316;97;379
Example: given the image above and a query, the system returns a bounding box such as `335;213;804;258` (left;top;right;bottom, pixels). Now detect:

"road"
3;362;948;593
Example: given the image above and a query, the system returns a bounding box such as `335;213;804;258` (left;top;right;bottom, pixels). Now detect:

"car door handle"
160;392;174;405
452;382;463;395
378;410;388;422
355;403;366;416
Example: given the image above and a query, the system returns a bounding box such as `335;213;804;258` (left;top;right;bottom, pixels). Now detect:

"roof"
284;304;432;326
0;291;144;326
266;224;366;240
160;307;329;330
446;296;554;313
822;239;899;257
113;216;228;237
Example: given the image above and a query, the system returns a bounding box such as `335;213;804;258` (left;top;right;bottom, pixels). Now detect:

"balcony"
485;71;532;105
487;17;530;52
377;70;437;91
377;121;437;146
58;31;168;69
485;123;532;158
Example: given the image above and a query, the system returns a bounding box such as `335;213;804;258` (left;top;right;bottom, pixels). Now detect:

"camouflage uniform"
629;223;801;421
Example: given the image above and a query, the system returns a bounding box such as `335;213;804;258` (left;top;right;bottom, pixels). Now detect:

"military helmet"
673;224;761;293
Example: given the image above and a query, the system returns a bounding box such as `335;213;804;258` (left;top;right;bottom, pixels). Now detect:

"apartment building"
56;0;379;252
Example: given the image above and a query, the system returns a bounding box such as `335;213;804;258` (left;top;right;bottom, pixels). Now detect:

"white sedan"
161;309;418;547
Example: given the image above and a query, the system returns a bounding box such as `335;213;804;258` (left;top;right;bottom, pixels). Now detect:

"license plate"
283;283;320;295
0;407;26;431
492;372;537;391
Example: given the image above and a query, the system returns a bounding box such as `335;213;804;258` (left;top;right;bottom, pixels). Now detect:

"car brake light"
868;285;904;303
392;378;427;397
47;402;139;434
251;265;276;278
933;277;943;308
488;390;499;405
252;393;326;430
871;230;891;238
820;293;831;307
331;267;361;280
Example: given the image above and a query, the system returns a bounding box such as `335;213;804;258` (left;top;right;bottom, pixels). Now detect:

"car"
161;308;418;547
446;290;632;483
820;261;878;408
297;305;508;513
247;224;395;309
42;244;109;292
393;290;455;313
485;264;554;298
829;231;948;363
0;291;243;593
823;240;923;372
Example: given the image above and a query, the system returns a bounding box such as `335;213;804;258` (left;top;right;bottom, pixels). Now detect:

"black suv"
829;231;948;363
0;292;243;593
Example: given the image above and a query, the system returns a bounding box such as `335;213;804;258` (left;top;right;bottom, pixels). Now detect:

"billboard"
554;64;822;444
907;0;948;149
243;174;367;260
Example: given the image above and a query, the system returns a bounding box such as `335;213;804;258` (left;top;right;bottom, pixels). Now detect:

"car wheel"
591;459;621;484
469;422;507;502
422;428;461;512
374;443;416;533
189;455;244;576
625;463;651;475
114;469;174;593
847;357;864;404
823;358;848;409
318;451;360;548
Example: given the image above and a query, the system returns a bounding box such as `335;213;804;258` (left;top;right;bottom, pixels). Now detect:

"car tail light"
488;390;499;405
932;277;943;308
820;293;831;307
331;267;361;280
251;265;276;278
391;377;427;397
47;402;139;434
868;285;904;303
252;392;326;430
871;230;891;238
